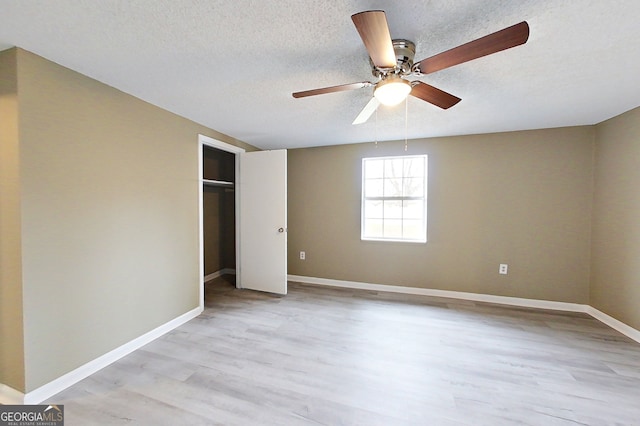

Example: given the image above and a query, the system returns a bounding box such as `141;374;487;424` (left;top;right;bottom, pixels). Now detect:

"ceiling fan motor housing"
292;10;529;121
371;39;416;78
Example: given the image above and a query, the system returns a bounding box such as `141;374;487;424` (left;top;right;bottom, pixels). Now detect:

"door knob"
278;227;285;233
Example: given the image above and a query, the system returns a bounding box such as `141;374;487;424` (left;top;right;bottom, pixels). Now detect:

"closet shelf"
203;179;234;188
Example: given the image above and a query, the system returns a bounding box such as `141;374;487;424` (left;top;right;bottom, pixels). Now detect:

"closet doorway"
198;135;288;307
198;135;244;305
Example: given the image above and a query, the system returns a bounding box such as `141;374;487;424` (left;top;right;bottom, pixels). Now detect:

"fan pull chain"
404;97;408;152
374;106;378;147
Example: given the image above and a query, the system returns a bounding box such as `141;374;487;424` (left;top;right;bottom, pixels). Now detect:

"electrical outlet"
499;264;508;275
300;251;306;260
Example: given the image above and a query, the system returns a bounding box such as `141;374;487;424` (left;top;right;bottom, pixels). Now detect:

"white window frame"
361;154;428;243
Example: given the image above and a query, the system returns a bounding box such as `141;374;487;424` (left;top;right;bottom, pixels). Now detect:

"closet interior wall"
202;146;236;277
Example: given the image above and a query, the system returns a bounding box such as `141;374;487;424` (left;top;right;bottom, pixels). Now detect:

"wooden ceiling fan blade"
415;21;530;75
292;82;372;98
410;81;461;109
351;10;397;69
352;97;380;125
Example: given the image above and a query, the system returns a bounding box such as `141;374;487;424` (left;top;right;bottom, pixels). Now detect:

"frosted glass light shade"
374;77;411;106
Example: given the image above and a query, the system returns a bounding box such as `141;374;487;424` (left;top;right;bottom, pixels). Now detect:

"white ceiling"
1;1;639;150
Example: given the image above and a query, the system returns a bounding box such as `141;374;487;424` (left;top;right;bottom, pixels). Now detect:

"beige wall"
3;48;254;392
2;42;638;395
288;127;595;303
0;49;26;392
591;107;640;330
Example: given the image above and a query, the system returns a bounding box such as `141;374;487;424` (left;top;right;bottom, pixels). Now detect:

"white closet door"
239;150;287;295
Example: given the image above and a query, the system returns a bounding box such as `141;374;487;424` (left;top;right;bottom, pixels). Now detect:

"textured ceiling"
1;0;639;150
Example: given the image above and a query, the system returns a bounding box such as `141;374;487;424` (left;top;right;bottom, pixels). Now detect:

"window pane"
403;200;423;219
365;159;384;178
383;219;403;238
384;200;403;219
384;158;403;179
404;157;424;177
403;178;424;197
364;200;383;218
365;178;383;197
364;219;383;238
402;219;424;240
384;177;403;197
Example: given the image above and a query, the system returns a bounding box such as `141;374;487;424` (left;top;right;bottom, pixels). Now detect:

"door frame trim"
198;134;245;308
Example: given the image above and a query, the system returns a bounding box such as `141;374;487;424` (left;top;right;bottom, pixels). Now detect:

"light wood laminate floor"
47;276;640;425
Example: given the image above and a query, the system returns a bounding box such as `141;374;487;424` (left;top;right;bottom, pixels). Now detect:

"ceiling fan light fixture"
374;76;412;106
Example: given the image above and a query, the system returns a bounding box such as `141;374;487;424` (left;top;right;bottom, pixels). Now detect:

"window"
361;155;428;243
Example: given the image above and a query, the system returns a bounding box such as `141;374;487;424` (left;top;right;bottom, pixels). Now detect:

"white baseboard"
586;306;640;343
204;268;236;282
0;383;25;405
3;305;203;405
288;275;587;312
288;275;640;344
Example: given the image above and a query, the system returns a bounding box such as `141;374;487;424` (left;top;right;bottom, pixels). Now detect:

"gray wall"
1;48;254;392
288;127;595;303
591;107;640;330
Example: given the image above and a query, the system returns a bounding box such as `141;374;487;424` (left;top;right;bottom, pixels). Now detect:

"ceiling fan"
292;10;529;124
